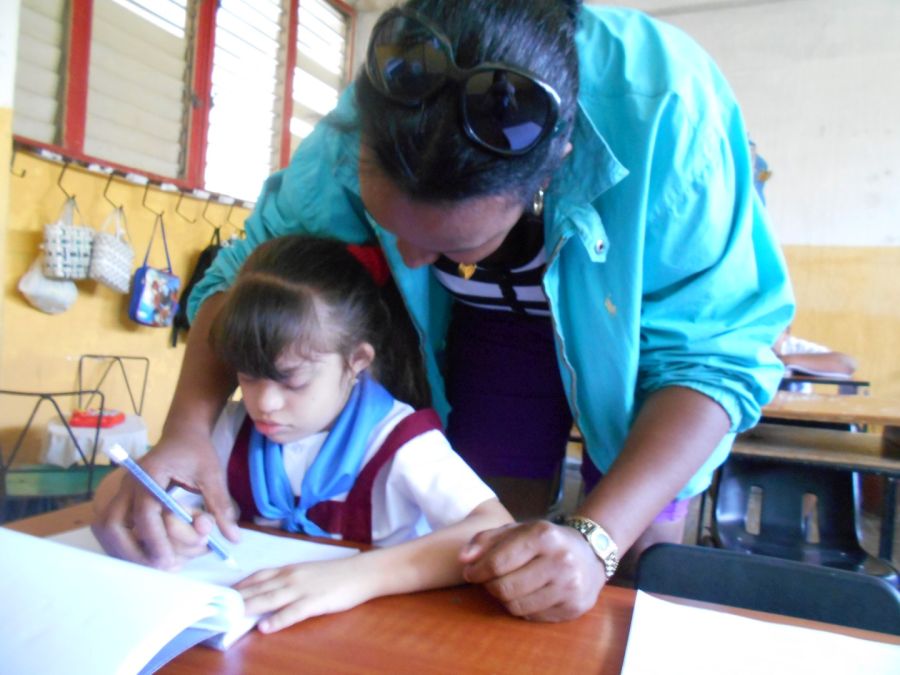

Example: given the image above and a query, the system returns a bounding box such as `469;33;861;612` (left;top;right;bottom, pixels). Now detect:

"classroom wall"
0;1;20;353
0;153;250;460
621;0;900;398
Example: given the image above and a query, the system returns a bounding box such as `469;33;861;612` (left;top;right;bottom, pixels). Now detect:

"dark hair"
356;0;581;206
209;236;431;409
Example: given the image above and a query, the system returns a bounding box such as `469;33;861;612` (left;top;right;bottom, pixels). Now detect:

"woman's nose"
397;239;439;269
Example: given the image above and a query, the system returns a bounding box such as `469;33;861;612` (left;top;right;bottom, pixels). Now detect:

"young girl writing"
94;235;511;632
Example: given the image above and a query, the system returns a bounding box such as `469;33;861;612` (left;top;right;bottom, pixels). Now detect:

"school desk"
9;503;897;674
759;391;900;560
6;503;633;673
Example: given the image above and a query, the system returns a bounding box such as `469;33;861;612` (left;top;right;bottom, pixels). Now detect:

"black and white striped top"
431;246;551;317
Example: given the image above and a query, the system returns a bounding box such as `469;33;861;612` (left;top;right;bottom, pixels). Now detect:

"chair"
0;389;116;523
709;453;898;583
636;543;900;635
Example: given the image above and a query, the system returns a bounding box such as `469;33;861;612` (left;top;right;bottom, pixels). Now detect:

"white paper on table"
621;590;900;675
50;526;359;648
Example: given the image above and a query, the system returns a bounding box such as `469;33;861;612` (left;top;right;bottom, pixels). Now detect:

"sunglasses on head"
365;8;562;156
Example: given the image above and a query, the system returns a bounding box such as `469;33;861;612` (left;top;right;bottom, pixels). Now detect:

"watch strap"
563;516;619;580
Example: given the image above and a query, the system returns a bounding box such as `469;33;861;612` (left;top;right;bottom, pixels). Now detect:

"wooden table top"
6;504;634;674
763;391;900;428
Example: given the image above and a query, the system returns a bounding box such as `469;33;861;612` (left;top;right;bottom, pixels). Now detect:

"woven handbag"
42;197;94;280
89;207;134;293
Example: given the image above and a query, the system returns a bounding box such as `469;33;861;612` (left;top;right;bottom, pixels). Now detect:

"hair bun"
560;0;583;21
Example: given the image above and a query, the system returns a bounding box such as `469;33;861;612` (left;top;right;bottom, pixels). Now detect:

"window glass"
203;0;283;201
84;0;190;177
13;0;67;144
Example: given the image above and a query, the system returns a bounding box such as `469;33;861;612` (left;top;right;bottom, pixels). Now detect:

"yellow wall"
1;150;249;461
0;107;11;340
782;246;900;400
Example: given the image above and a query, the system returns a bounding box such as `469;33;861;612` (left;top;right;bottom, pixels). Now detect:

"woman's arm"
234;498;513;632
460;387;730;621
92;293;240;568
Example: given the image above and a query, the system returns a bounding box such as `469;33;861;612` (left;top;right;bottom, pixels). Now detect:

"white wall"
620;0;900;247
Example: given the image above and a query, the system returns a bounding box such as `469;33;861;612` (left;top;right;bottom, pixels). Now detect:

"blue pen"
102;443;237;567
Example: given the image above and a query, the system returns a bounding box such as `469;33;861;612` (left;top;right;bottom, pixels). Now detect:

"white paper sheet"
0;525;358;675
622;591;900;675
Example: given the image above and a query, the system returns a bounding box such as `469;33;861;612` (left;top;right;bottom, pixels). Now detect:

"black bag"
170;230;222;347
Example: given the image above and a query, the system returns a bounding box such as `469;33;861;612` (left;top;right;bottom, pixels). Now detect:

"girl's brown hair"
209;235;431;409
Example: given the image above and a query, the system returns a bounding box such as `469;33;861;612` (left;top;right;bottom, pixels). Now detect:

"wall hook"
10;148;26;178
57;162;75;200
141;182;164;217
175;191;196;223
103;172;123;209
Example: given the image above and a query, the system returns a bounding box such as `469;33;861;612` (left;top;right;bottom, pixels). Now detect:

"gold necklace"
457;263;477;280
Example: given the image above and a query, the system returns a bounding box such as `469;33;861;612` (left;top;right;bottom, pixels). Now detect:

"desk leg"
878;477;896;562
880;427;900;562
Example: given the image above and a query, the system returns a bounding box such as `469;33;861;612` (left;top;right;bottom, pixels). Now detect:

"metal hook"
10;148;26;178
175;191;196;223
225;203;245;235
103;172;123;209
201;198;221;230
57;162;75;200
141;182;164;217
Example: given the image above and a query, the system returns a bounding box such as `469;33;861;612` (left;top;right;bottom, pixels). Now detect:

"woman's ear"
348;342;376;377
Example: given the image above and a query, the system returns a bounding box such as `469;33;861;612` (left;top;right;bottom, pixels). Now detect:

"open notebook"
0;525;357;675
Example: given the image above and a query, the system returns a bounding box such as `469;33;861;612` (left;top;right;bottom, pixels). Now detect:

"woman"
95;0;794;621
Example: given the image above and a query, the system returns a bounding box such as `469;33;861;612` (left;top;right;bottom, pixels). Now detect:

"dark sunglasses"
365;8;562;156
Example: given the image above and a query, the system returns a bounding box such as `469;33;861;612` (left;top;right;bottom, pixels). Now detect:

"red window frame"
14;0;356;193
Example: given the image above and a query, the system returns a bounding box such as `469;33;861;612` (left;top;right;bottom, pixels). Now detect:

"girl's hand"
234;558;368;633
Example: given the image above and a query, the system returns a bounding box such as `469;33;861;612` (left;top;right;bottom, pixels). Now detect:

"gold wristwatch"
563;516;619;580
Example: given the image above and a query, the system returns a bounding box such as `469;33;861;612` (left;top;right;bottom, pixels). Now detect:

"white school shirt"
211;401;497;546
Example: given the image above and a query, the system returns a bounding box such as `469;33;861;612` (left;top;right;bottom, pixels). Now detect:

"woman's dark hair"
209;236;431;409
356;0;582;207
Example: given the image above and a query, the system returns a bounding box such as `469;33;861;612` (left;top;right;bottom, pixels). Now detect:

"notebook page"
51;526;360;650
0;527;243;675
622;590;900;675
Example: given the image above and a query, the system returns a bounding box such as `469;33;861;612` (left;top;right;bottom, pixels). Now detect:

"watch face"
590;530;611;552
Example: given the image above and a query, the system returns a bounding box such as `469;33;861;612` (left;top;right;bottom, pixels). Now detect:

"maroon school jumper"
227;409;443;545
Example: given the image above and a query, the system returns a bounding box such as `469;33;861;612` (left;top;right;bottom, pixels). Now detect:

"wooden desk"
763;391;900;430
756;393;900;560
6;504;634;674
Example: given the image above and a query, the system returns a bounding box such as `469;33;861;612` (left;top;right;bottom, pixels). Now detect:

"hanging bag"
89;207;134;293
128;214;181;327
42;197;94;280
18;255;78;314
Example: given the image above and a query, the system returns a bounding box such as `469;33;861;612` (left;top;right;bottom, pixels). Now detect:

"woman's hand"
459;520;605;621
91;431;240;569
235;558;369;633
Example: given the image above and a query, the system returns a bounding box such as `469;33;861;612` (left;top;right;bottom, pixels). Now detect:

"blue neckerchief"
247;372;394;536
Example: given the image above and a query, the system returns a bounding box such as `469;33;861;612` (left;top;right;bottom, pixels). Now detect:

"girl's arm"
234;498;512;632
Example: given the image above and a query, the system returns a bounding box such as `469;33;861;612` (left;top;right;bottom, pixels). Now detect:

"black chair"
636;543;900;635
709;454;898;584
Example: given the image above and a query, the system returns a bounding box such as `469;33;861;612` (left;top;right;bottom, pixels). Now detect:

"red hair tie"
346;244;391;287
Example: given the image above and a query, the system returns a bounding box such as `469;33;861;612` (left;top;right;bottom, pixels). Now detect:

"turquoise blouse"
190;7;795;498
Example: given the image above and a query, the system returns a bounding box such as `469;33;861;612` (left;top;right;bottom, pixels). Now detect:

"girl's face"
238;343;373;444
359;149;525;268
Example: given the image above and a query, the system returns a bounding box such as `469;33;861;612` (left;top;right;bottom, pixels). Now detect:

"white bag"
42;197;94;280
89;207;134;293
18;256;78;314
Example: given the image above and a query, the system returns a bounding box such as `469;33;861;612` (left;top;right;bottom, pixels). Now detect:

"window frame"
13;0;356;195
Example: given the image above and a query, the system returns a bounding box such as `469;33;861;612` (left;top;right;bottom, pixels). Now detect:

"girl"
96;235;512;633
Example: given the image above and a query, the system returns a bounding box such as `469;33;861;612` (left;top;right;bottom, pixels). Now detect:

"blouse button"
595;240;605;254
